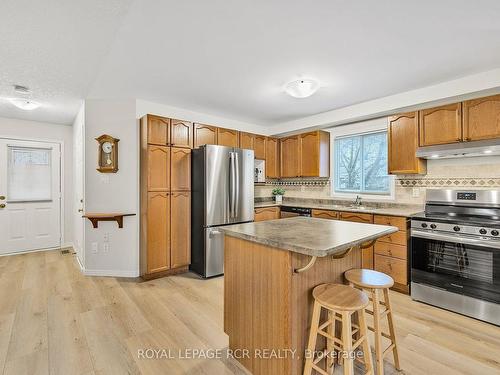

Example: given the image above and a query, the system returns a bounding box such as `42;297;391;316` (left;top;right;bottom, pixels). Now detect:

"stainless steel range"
411;189;500;326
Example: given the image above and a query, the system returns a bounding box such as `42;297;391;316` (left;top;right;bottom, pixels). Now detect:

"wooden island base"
224;236;361;375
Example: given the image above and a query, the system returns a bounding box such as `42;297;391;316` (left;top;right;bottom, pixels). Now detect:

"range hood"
416;138;500;159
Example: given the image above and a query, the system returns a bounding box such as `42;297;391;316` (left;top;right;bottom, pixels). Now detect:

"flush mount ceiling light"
285;79;320;98
8;98;41;110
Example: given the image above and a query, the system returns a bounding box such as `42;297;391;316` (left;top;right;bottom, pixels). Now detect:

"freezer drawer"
205;227;224;277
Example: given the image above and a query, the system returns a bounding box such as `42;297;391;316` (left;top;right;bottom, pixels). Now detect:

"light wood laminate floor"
0;250;499;375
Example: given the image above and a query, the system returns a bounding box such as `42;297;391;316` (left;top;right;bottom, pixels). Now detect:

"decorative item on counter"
95;134;119;173
272;187;285;203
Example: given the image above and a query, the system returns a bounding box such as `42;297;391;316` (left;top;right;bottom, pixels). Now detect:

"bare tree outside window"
335;131;390;194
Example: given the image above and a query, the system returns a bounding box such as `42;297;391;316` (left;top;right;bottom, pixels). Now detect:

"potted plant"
272;187;285;203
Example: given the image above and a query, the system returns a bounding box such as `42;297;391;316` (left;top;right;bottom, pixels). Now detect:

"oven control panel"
456;192;477;200
411;219;500;238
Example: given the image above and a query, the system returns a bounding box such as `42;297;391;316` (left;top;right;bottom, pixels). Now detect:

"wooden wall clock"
96;134;119;173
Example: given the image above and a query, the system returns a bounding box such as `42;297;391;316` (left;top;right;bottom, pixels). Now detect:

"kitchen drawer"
254;207;280;222
312;209;339;220
339;211;373;223
374;254;407;285
377;230;407;246
374;215;407;231
374;241;407;260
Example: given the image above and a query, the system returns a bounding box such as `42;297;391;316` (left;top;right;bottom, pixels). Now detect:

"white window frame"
328;117;395;201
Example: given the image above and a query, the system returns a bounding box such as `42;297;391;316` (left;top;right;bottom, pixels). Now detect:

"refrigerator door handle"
234;152;240;218
229;152;236;218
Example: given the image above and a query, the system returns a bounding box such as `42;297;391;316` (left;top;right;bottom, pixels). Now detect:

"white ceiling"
2;0;500;126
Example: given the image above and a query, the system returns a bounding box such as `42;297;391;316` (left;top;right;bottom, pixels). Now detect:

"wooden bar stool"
304;284;373;375
344;269;401;375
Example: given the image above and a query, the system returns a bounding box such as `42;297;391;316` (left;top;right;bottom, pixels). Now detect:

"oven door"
411;229;500;304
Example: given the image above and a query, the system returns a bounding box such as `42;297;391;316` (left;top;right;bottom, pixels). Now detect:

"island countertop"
220;216;398;257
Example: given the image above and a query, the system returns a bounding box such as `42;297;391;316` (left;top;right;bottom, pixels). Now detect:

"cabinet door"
254;135;266;160
171;147;191;191
388;112;426;174
375;254;407;285
147;146;170;191
254;207;280;221
280;136;300;177
194;124;217;148
147;116;169;146
463;94;500;141
239;132;254;150
217;128;239;147
170;192;191;268
266;137;280;178
311;209;338;220
147;192;170;273
419;103;462;146
300;131;330;177
171;119;193;148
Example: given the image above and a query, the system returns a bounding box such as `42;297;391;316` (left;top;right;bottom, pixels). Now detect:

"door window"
7;146;52;202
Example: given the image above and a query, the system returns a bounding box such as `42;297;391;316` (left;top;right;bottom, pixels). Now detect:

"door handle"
0;203;5;208
78;209;83;212
0;196;5;200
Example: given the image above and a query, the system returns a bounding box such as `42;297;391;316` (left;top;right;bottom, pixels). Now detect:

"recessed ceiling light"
484;149;493;154
285;79;320;98
9;98;41;110
13;85;31;95
431;154;440;158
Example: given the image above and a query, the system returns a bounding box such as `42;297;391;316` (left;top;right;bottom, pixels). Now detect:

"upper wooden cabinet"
239;132;254;150
147;146;170;191
194;123;217;148
170;147;191;191
170;119;193;148
388;112;426;175
299;131;330;177
463;94;500;141
147;115;169;146
254;135;266;160
419;103;462;146
280;135;300;178
217;127;239;147
266;137;280;178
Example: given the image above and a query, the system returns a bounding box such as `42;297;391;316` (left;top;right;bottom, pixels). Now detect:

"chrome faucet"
353;195;362;206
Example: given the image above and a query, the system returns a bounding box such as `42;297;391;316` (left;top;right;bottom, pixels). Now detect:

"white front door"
0;139;61;255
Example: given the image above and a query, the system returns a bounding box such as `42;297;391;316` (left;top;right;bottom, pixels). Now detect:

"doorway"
0;138;62;254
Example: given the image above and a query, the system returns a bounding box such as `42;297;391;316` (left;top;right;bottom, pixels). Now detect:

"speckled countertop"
220;216;398;257
254;200;423;217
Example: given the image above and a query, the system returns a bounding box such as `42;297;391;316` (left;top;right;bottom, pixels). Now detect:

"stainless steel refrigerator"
191;145;254;277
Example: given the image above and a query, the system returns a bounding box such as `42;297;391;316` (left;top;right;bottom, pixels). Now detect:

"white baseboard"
0;244;72;257
83;268;140;278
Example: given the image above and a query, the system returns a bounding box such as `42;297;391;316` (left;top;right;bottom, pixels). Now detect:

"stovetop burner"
411;211;500;228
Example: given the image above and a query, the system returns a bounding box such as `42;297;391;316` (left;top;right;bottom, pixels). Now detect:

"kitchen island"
221;216;397;375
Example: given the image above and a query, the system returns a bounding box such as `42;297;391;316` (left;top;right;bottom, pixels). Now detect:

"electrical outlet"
301;185;305;192
103;243;110;253
412;187;420;198
91;242;98;253
103;232;110;242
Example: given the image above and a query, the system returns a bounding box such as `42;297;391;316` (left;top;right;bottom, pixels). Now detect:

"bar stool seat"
344;269;401;375
313;283;369;311
304;284;374;375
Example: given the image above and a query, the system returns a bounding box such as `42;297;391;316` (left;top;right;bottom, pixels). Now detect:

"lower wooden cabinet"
312;209;339;220
254;207;280;221
373;214;409;293
145;192;170;274
170;192;191;268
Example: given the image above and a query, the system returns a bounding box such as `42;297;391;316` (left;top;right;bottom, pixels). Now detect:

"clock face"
102;141;113;154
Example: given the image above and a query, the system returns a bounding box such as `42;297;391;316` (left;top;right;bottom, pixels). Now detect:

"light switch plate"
412;187;420;198
91;242;98;253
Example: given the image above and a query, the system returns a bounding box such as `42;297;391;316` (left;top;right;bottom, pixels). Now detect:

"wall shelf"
83;213;135;228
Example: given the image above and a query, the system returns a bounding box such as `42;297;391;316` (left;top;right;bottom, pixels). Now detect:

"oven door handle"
411;229;500;249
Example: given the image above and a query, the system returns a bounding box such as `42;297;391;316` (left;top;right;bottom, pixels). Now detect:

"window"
334;131;390;195
8;146;52;201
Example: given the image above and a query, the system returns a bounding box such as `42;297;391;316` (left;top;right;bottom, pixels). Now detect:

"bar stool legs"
344;269;402;375
304;284;374;375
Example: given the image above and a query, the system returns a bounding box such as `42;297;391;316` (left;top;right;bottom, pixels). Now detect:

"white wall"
0;116;73;245
72;104;85;263
137;99;270;135
83;98;139;276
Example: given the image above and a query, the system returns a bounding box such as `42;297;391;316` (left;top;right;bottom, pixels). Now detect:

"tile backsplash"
255;156;500;205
